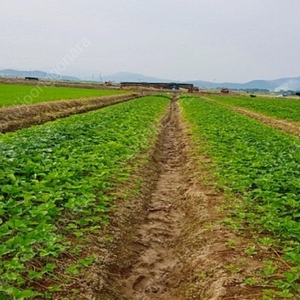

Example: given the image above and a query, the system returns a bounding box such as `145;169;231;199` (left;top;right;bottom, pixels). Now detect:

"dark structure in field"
121;82;194;93
25;77;39;81
221;88;229;94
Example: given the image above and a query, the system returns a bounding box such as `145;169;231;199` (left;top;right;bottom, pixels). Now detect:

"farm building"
121;82;194;93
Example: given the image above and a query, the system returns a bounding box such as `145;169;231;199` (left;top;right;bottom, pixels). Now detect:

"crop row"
207;94;300;124
0;84;126;107
0;95;170;299
180;96;300;278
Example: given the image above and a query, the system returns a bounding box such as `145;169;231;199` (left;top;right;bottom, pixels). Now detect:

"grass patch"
0;83;127;107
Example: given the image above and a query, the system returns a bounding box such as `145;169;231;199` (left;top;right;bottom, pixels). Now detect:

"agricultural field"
207;94;300;123
180;95;300;297
0;84;127;107
0;95;169;299
2;90;300;299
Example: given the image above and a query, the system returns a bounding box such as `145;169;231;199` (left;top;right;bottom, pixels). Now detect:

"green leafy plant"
0;84;127;107
225;239;236;249
245;244;257;256
207;94;300;124
224;263;242;274
261;260;277;277
180;95;300;296
0;95;170;298
244;277;259;286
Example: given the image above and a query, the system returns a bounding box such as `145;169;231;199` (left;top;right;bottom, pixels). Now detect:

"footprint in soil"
133;275;161;294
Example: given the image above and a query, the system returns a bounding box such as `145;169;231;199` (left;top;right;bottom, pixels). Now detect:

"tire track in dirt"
118;96;185;299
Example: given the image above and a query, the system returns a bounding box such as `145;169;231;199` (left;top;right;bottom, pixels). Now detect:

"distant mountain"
1;69;299;91
103;72;170;83
104;72;300;91
188;76;300;91
0;69;80;81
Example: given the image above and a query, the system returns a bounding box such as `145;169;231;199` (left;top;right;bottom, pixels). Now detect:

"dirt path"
117;98;185;299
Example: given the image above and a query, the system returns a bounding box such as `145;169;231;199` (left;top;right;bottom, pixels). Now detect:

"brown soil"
75;98;282;300
0;93;139;133
116;97;186;299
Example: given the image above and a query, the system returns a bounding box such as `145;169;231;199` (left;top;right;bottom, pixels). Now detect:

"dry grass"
0;93;140;133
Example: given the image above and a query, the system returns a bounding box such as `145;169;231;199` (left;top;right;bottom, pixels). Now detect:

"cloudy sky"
1;0;300;82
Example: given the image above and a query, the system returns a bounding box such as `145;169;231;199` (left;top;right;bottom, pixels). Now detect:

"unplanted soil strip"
0;93;141;133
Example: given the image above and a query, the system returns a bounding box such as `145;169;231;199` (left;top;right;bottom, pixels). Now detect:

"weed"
245;244;257;256
261;260;277;277
225;239;236;249
224;263;242;274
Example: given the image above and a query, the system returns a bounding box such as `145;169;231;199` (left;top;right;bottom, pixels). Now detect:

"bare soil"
76;98;283;300
116;97;186;299
0;93;139;133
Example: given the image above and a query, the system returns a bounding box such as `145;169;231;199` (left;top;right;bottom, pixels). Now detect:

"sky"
1;0;300;83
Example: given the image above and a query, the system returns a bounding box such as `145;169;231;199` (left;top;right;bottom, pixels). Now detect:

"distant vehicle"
277;93;288;98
